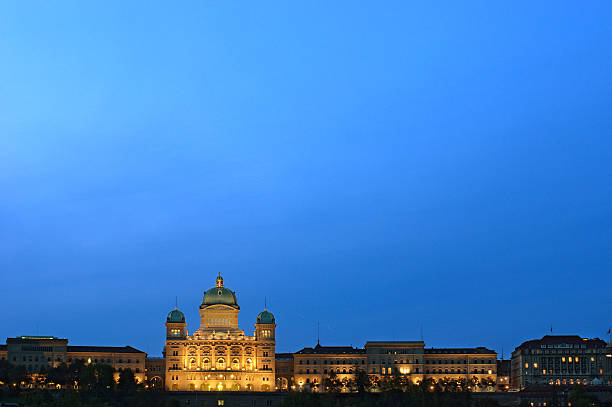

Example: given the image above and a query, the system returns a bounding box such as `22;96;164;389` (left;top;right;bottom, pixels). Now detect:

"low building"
145;357;166;388
365;341;497;390
293;343;366;391
423;347;497;389
2;336;147;383
511;335;611;389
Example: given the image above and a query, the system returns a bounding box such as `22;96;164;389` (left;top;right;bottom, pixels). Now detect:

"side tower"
255;308;276;390
164;307;187;391
166;308;187;339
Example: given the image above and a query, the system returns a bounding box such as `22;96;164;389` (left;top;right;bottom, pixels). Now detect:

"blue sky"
0;1;611;356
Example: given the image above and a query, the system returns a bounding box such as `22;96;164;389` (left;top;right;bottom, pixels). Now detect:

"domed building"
163;273;276;392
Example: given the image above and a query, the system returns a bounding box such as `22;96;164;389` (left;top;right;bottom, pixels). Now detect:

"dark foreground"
1;386;611;407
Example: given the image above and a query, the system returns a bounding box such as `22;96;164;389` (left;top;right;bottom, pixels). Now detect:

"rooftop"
296;344;365;355
516;335;606;350
275;353;294;360
425;347;496;355
67;345;145;354
366;341;425;345
7;336;68;344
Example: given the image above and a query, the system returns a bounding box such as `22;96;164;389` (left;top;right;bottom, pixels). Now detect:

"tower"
165;308;187;339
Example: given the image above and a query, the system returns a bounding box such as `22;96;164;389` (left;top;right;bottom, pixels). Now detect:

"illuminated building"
369;342;497;388
164;273;276;391
510;335;611;389
293;344;366;391
290;341;497;392
0;336;146;383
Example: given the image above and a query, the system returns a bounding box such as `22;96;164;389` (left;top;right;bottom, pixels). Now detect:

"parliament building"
163;273;276;391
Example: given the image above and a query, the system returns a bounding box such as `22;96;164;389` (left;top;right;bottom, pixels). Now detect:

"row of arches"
173;383;271;392
189;357;254;371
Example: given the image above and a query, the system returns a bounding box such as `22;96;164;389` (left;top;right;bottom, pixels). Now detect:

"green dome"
202;286;239;307
167;309;185;323
256;310;275;324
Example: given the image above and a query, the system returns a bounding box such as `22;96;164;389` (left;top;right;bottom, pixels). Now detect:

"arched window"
246;358;253;370
217;358;226;370
232;358;240;370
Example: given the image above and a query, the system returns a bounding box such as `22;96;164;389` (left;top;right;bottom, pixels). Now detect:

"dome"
167;309;185;323
201;273;239;308
256;310;275;324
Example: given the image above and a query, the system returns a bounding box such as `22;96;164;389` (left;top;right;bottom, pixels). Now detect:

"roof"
67;345;145;354
366;341;425;345
0;345;7;351
7;336;68;344
515;335;606;350
167;309;186;323
425;347;496;354
295;344;365;355
275;353;294;360
256;310;275;324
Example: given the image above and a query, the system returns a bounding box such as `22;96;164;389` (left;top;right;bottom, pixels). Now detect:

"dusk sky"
1;1;611;357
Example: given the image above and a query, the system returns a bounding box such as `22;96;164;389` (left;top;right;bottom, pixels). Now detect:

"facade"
293;344;366;390
511;335;611;389
163;273;276;392
2;336;146;383
274;353;294;391
288;341;497;392
145;357;166;388
423;347;497;386
366;341;425;381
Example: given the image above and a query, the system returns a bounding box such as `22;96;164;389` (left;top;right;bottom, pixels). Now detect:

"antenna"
264;297;267;311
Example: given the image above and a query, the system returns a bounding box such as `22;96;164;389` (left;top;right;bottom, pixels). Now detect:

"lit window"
525;363;529;369
562;357;566;362
543;370;547;375
568;357;572;363
534;363;538;368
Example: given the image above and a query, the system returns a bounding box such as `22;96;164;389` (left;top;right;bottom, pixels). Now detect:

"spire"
317;321;320;347
175;296;178;310
216;272;223;288
264;297;267;311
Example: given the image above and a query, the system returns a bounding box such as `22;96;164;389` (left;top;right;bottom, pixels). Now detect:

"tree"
118;368;137;392
48;363;70;388
323;371;342;393
354;368;371;393
95;364;115;391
